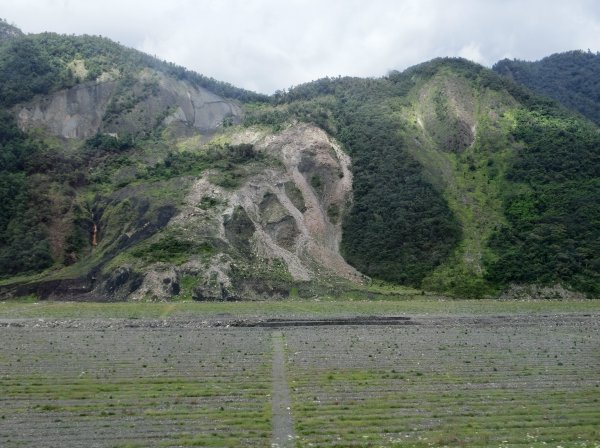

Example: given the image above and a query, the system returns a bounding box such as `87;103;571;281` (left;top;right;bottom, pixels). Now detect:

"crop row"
284;318;600;446
0;327;273;447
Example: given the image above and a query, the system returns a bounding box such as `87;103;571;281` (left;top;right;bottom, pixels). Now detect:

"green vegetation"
0;32;267;108
0;34;73;106
486;111;600;294
139;142;265;189
0;111;53;274
0;24;599;299
2;298;600;319
333;76;462;286
85;132;134;152
246;68;466;287
0;28;261;278
132;235;215;265
494;50;600;125
244;58;600;297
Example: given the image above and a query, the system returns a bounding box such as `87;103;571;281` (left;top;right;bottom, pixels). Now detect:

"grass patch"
131;235;215;265
287;317;600;446
1;298;599;319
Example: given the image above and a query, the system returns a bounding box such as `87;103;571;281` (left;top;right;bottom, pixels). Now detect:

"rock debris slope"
126;124;362;301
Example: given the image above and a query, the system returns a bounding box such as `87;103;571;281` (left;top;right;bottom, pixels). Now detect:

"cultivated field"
1;299;599;447
285;315;600;447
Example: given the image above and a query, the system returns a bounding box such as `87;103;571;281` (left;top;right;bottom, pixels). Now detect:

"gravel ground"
1;313;599;447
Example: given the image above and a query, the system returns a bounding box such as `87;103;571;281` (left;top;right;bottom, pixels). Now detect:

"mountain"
0;30;360;301
263;60;600;298
0;29;598;300
494;50;600;126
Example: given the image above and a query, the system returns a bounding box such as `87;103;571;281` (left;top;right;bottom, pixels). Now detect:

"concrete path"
271;331;295;448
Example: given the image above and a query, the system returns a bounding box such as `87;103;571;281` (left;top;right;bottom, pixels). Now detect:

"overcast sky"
3;0;600;94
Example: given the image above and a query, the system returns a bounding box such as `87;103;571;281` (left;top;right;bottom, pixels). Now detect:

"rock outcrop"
17;81;117;139
109;123;362;301
16;70;242;139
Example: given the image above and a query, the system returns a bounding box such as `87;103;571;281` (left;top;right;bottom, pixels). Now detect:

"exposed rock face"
138;123;363;300
17;81;117;139
51;123;363;302
157;73;242;131
6;66;361;301
16;70;242;138
128;266;180;302
234;124;359;283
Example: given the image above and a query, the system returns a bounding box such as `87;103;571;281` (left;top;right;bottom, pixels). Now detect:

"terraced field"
1;301;599;447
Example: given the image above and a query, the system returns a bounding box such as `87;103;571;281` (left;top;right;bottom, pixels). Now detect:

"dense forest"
329;76;462;285
485;106;600;293
494;50;600;125
0;110;54;273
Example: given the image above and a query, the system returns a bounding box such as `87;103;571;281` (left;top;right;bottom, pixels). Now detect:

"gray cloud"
3;0;600;93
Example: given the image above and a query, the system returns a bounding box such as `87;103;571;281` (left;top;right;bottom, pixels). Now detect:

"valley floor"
1;299;599;447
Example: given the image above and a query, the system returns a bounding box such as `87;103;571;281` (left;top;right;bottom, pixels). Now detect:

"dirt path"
271;331;295;448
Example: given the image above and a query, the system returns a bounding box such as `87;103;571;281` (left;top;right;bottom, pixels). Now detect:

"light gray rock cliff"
16;70;242;138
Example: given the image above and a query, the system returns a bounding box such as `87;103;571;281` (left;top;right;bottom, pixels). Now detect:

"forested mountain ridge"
494;50;600;126
256;58;600;297
0;26;598;300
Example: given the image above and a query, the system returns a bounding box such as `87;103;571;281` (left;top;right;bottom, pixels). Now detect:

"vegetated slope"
0;29;253;276
248;58;600;297
494;50;600;126
0;30;264;109
0;27;361;301
0;25;598;300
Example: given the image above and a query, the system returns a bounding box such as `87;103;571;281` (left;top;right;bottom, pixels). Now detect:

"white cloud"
458;43;484;64
2;0;600;93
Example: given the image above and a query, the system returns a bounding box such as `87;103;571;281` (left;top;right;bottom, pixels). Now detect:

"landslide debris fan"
0;25;598;299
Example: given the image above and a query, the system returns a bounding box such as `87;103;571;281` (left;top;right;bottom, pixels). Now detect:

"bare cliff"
16;70;242;139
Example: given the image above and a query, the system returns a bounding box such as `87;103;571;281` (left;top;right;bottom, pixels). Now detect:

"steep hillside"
0;31;364;301
494;51;600;126
0;29;598;300
249;59;600;297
